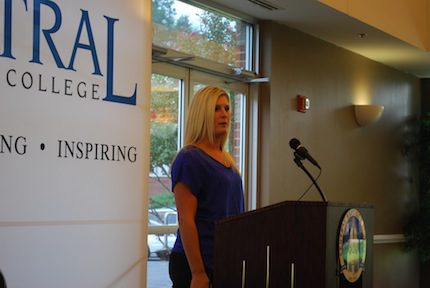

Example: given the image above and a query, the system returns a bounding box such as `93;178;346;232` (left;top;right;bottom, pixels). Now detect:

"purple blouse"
171;146;244;271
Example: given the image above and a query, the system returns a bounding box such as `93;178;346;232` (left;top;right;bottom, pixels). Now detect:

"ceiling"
208;0;430;78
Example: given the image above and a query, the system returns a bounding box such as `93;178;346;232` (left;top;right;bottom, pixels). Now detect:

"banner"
0;0;150;287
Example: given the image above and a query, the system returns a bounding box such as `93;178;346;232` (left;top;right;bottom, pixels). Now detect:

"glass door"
147;63;249;287
147;63;187;288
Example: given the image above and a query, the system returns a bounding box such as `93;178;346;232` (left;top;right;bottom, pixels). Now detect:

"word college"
1;0;138;105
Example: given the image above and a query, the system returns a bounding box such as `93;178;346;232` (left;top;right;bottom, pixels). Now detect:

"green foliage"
152;0;176;27
405;211;430;262
150;75;179;177
149;1;244;211
404;114;430;263
150;70;179;210
199;11;235;44
152;0;194;32
151;90;178;120
175;15;193;33
152;73;179;88
150;122;178;176
150;191;176;209
152;0;242;66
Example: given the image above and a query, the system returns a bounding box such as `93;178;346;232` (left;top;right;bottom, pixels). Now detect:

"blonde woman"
169;86;244;288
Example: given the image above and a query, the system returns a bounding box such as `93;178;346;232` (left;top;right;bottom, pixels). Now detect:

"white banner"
0;0;150;287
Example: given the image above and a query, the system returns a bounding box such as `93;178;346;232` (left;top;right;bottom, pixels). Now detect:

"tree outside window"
152;0;251;69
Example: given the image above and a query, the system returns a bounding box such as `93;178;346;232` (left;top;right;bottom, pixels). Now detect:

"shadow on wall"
0;270;6;288
336;106;359;130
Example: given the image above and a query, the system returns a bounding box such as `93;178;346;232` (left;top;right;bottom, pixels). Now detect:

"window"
148;66;184;264
152;0;255;70
148;1;257;287
147;64;249;288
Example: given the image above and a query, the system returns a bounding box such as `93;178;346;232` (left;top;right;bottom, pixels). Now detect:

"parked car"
164;211;178;226
147;210;177;260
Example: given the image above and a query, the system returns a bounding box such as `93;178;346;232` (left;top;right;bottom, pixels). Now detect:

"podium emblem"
338;208;367;283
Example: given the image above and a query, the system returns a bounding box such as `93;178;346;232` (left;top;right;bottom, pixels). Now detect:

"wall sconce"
353;104;384;126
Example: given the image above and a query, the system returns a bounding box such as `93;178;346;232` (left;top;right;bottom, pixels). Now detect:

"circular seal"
338;208;367;283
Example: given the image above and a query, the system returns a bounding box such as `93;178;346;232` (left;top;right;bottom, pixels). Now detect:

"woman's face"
214;95;231;137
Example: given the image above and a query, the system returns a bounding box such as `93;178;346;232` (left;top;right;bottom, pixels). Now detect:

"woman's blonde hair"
184;86;238;170
184;86;229;149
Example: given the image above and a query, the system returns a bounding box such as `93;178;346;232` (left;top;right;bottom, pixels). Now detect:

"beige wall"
259;21;420;287
320;0;430;50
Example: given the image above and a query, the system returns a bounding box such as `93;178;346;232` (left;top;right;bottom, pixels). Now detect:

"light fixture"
353;104;384;126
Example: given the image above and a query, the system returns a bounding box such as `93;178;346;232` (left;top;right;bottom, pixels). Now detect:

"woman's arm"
174;181;209;288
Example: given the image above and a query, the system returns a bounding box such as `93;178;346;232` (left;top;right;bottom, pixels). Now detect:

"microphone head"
289;138;301;150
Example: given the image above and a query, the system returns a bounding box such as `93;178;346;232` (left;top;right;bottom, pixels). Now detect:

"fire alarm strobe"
297;95;310;113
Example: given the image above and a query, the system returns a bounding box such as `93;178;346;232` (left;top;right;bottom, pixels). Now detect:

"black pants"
169;252;212;288
0;270;6;288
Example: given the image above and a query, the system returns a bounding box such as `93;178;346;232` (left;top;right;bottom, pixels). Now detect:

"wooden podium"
213;201;374;288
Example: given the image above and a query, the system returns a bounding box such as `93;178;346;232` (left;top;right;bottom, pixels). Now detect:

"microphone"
289;138;321;169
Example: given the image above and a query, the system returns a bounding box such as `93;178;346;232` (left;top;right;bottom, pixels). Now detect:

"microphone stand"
293;153;328;203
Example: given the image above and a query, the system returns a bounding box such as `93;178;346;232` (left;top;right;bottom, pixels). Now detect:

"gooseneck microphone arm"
289;138;327;202
293;154;328;202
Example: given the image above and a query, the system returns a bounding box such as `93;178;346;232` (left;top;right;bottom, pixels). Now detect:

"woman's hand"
174;182;209;288
191;271;209;288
